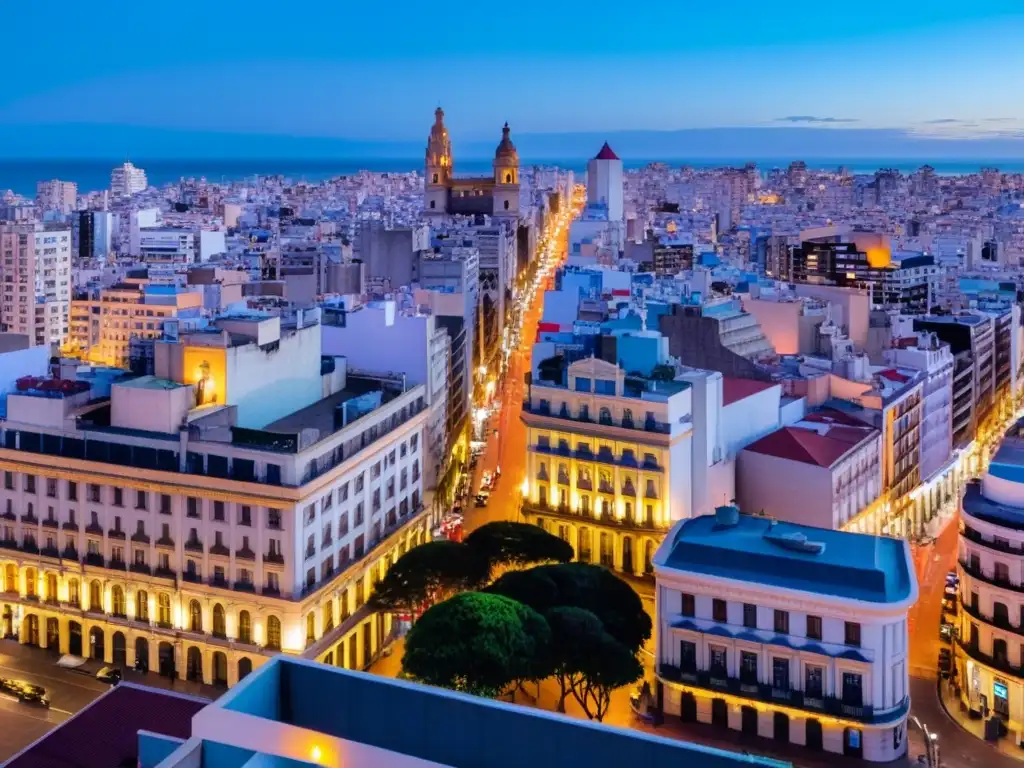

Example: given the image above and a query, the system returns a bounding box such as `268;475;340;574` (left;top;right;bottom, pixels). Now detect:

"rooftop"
7;683;206;768
743;422;876;468
116;375;188;391
150;656;789;768
657;512;915;605
594;142;620;161
721;376;777;406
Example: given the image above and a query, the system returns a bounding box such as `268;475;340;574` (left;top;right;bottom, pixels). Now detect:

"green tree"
464;521;574;572
545;605;603;712
487;562;652;653
369;540;489;614
401;592;551;698
570;630;643;722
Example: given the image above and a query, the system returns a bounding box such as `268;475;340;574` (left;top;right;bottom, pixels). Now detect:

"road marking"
0;661;108;693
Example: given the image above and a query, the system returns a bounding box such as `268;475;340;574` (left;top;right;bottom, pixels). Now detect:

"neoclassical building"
520;357;693;579
423;108;520;219
0;312;432;688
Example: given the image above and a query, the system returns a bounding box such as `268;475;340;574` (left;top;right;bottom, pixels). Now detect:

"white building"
956;419;1024;744
0;223;72;347
586;143;624;223
111;162;148;198
0;311;433;688
655;508;917;762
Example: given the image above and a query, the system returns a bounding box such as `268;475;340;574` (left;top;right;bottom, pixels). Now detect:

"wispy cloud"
775;116;858;124
923;118;962;124
985;117;1018;123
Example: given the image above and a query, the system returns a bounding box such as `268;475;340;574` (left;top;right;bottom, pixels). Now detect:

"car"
0;678;49;707
947;570;960;585
475;492;490;507
480;471;493;490
944;584;958;598
939;623;953;642
96;666;122;685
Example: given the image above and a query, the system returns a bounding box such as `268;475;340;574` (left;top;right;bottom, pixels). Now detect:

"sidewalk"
937;676;1024;764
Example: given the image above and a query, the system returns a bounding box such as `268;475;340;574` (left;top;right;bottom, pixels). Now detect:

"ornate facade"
424;108;520;219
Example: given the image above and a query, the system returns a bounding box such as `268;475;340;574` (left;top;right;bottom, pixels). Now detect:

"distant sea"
4;157;1024;197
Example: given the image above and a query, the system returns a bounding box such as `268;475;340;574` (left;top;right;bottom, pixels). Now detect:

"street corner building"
0;309;434;688
653;506;918;762
956;417;1024;743
9;655;796;768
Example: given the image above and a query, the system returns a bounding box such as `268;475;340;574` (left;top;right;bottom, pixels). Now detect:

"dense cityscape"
0;101;1023;768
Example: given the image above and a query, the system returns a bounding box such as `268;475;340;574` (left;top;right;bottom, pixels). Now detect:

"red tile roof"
8;683;207;768
721;377;777;406
594;142;619;161
878;368;910;383
743;424;874;468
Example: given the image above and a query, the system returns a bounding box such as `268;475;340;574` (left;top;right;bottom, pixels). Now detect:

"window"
774;609;790;634
681;593;695;617
306;535;315;558
135;490;147;510
842;672;863;706
187;497;200;518
3;472;12;490
112;586;126;617
68;578;79;606
113;488;123;507
740;651;758;683
90;580;102;611
136;590;149;621
266;615;282;649
266;572;280;593
268;508;281;529
844;621;861;647
46;478;57;498
712;599;727;622
88;484;101;502
239;505;251;526
24;475;35;494
995;562;1011;583
772;657;790;689
213;604;226;637
67;481;78;501
805;665;824;698
238;611;252;643
158;593;171;625
708;645;727;675
214;501;225;521
189;600;202;632
160;494;171;514
680;640;697;671
306;612;316;642
807;615;822;640
743;603;757;629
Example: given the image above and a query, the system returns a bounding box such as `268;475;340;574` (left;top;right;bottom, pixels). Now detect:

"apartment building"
655;508;916;762
36;179;78;216
520;356;693;578
0;312;431;688
956;419;1024;744
111;162;148;198
70;283;204;367
0;223;72;347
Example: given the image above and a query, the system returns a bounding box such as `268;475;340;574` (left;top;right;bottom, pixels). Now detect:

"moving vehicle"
96;666;122;685
475;492;490;507
946;570;960;586
943;583;958;598
0;678;49;706
480;471;493;490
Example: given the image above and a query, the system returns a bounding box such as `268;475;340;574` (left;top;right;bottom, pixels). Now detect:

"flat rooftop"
657;512;915;605
116;375;188;391
153;657;790;768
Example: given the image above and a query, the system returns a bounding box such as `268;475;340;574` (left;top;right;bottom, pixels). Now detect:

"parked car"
480;471;493;490
947;570;960;586
944;583;958;598
0;678;49;707
96;666;122;685
939;623;953;642
475;492;490;508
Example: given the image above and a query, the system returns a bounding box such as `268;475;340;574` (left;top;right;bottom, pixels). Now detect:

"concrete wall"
737;449;833;527
0;345;49;394
111;382;193;434
793;284;870;350
321;306;429;389
743;299;801;355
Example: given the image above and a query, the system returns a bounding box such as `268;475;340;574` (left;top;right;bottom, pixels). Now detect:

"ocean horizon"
3;157;1024;197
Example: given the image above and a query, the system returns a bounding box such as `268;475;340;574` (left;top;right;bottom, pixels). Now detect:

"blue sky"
2;1;1023;154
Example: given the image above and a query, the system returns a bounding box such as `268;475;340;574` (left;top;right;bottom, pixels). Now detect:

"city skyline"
2;2;1023;158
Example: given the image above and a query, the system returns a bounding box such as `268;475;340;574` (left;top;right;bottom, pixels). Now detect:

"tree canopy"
487;562;652;653
401;592;551;697
463;521;574;571
369;540;490;614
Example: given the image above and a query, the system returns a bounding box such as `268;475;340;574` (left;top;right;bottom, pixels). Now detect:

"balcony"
184;540;204;554
131;531;150;545
22;540;38;554
236;547;256;562
156;535;175;549
264;552;284;565
20;514;38;525
86;523;103;535
41;518;58;529
130;562;151;575
61;521;78;532
960;559;1024;595
210;543;230;557
84;552;104;567
656;664;889;723
108;558;127;571
182;571;202;584
233;581;256;594
107;529;126;541
262;585;281;598
40;545;59;558
62;546;78;560
154;566;175;580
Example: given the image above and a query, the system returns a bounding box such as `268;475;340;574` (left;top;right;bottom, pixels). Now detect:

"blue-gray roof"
962;479;1024;530
659;514;914;604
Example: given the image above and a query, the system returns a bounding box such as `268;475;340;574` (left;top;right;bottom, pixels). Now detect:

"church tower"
492;122;520;218
425;107;452;215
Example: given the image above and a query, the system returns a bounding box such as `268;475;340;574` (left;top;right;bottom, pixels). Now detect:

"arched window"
505;172;512;184
157;593;171;626
4;563;15;592
323;602;334;632
503;200;510;210
266;615;281;650
599;407;612;425
24;567;36;597
45;573;57;602
189;599;202;632
68;578;80;606
306;612;316;644
112;586;125;617
90;580;102;611
238;610;252;644
432;173;439;184
212;604;226;638
136;590;149;621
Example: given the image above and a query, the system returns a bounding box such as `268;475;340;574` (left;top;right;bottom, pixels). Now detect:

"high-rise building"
111;162;148;198
0;223;72;346
35;179;77;215
586;142;624;222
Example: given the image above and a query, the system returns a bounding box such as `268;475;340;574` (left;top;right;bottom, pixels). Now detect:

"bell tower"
492;122;520;218
424;107;452;215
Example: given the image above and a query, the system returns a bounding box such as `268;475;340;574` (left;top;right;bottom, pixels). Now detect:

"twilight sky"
3;1;1024;156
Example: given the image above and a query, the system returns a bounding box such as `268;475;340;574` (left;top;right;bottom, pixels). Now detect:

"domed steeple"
426;107;452;170
494;122;518;165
